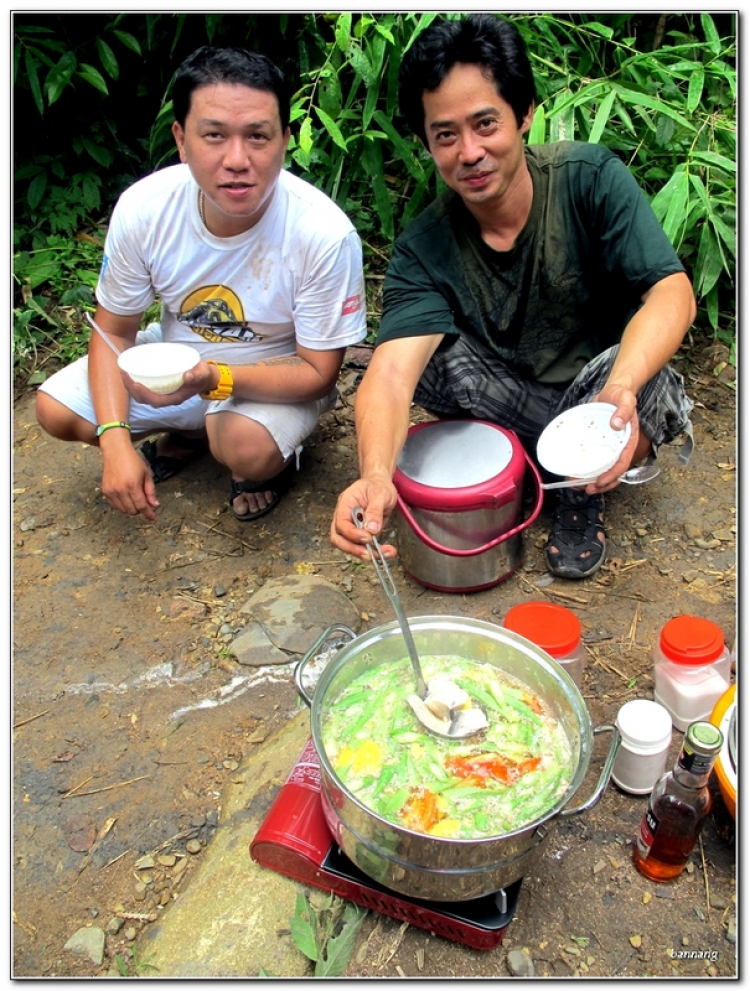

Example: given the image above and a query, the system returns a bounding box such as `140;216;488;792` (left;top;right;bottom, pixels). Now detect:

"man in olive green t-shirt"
331;13;696;580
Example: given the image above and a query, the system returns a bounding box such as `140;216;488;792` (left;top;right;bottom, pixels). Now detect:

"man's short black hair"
398;14;537;144
172;46;290;131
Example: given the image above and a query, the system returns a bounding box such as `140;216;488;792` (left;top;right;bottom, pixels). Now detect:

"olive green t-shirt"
377;142;686;384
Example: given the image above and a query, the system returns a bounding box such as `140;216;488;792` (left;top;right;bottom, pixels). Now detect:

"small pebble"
158;854;176;867
593;859;607;874
709;893;729;910
642;892;652;904
655;888;675;899
124;927;137;941
682;936;689;946
106;916;124;935
186;839;202;855
214;585;227;597
629;935;642;949
726;915;736;944
172;857;187;876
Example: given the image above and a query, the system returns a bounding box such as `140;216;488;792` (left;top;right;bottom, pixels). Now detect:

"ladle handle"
352;507;427;698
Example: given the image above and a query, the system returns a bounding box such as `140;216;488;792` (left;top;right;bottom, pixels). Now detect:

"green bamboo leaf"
96;38;118;79
313;105;348;151
583;21;614;40
690;150;736;174
24;50;44;115
705;283;719;331
662;169;690;246
695;223;723;298
372;110;426;182
650;166;686;224
363;80;379;130
655;114;675;147
710;213;736;259
335;13;352;52
78;64;109;96
700;13;722;56
617;86;696;132
588;88;616;144
529;104;546;143
688;174;712;215
112;29;141;55
686;66;704;114
403;12;439;54
362;136;394;241
205;14;222;44
612;96;636;135
27;172;47;210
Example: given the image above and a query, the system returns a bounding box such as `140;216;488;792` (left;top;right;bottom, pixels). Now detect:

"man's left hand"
584;386;641;494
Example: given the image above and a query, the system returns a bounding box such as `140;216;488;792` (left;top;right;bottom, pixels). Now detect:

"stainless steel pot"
295;617;621;902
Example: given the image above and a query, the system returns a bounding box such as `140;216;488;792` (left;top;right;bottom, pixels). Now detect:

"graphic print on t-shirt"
179;285;263;344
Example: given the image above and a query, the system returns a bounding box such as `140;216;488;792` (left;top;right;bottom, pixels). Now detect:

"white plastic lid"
616;699;673;748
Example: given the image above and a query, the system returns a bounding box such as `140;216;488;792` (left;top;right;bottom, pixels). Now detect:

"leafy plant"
113;945;159;977
289;888;367;977
515;12;735;336
12;12;737;384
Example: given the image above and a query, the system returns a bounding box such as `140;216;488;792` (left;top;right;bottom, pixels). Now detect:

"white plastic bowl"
536;403;631;478
117;342;200;395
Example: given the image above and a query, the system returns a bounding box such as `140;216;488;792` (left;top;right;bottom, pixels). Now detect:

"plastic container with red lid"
503;601;586;686
653;615;732;731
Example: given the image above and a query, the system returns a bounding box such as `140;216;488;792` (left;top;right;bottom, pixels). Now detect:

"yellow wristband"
201;361;233;400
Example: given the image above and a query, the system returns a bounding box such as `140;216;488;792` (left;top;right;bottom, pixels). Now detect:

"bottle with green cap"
633;721;724;882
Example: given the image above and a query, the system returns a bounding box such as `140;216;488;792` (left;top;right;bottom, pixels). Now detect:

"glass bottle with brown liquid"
633;720;724;882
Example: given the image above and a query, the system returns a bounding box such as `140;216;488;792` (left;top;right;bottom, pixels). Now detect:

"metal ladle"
351;507;485;740
541;464;661;491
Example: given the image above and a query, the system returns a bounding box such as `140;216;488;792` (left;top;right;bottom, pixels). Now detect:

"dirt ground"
13;333;736;978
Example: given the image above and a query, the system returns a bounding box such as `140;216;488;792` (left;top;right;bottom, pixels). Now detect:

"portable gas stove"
250;738;521;951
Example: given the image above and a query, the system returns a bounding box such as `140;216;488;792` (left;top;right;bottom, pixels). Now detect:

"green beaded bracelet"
96;421;131;437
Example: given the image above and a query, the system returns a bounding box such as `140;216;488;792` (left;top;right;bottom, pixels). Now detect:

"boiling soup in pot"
321;656;574;839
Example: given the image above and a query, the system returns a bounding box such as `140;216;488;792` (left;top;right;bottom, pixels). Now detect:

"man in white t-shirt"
36;46;366;523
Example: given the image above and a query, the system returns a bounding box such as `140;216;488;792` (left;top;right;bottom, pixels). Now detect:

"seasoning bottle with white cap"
611;699;673;795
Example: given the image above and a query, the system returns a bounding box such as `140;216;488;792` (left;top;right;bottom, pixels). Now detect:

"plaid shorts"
413;336;694;464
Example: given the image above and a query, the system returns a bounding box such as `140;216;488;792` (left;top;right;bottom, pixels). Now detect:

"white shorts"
38;324;337;461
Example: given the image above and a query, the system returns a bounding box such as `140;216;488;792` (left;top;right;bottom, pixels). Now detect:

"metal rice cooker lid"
393;420;527;513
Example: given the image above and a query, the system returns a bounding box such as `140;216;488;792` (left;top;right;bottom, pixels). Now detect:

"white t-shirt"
96;164;367;363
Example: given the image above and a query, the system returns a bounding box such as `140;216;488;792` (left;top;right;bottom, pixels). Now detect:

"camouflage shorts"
413;338;694;464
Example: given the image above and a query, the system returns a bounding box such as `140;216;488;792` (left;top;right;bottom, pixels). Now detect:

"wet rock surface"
13;341;736;977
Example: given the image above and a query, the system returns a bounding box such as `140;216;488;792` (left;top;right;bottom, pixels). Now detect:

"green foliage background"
13;12;736;383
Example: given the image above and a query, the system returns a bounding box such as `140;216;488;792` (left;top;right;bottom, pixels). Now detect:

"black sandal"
140;433;209;484
228;462;295;522
545;489;606;579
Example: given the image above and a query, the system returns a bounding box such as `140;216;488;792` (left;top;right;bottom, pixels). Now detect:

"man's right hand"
100;441;160;522
330;475;399;560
